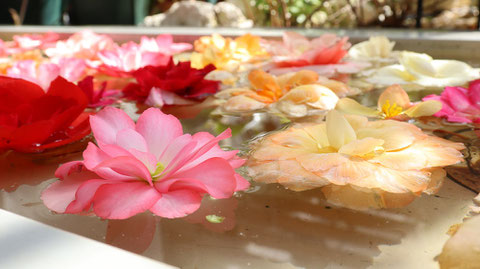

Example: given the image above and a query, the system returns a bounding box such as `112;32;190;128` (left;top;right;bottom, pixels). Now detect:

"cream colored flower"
246;110;464;209
365;51;480;89
348;36;396;62
336;84;442;120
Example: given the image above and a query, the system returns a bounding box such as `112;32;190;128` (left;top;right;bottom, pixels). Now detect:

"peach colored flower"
191;34;269;72
216;69;351;118
336;84;442;120
262;32;368;77
246;110;464;209
41;107;249;219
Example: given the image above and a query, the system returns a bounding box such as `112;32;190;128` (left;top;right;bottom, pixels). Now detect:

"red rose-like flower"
0;76;91;153
122;58;219;107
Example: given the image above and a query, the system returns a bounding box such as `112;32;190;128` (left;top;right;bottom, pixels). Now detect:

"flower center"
381;100;403;118
151;162;165;181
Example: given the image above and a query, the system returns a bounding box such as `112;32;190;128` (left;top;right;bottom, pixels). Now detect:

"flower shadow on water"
148;183;418;269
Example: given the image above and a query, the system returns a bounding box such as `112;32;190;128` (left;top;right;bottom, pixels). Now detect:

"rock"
214;2;253;28
145;1;217;27
143;0;252;28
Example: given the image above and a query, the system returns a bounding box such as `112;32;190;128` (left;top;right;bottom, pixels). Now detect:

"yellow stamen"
381;100;403;118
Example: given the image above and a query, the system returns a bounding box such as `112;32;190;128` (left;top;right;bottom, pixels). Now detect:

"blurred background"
0;0;479;30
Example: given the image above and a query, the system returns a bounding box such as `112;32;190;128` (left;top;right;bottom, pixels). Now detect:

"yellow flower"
216;69;343;118
190;34;269;72
246;110;464;209
336;84;442;120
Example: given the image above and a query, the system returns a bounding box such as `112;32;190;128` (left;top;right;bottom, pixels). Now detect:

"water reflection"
0;96;476;268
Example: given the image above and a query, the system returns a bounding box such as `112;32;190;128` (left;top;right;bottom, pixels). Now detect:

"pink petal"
94;156;153;184
54;161;84;179
90;106;135;146
135;108;183;159
149;189;202;218
234;174;250;192
172;157;237;199
159;134;197;177
58;58;86;82
93;182;161;219
178;131;237;172
443;86;472;112
65;179;114;213
469;79;480;107
116;128;148;153
144;87;165;107
41;170;98;213
37;63;60;89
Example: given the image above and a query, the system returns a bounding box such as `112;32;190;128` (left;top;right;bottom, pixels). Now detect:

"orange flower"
191;34;269;72
216;69;343;118
246;110;464;209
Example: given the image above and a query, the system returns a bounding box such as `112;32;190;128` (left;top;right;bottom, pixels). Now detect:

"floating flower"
246;110;464;209
138;34;192;55
96;35;191;77
423;80;480;123
77;76;120;108
365;51;480;89
0;76;91;153
347;36;396;63
10;32;59;52
44;30;116;60
191;33;269;72
262;32;367;77
122;58;219;108
336;84;442;120
6;58;86;90
96;43;170;77
438;214;480;268
216;69;343;118
41;107;249;219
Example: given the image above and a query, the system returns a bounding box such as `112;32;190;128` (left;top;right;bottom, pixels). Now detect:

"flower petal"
403;100;442;117
90;107;135;146
172;157;237;199
377;84;411;110
93;182;161;219
149;190;202;218
335;98;380;117
326;110;356;149
135;108;183;159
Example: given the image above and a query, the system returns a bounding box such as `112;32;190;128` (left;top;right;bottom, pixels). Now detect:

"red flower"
122;58;219;107
78;76;120;109
0;76;91;153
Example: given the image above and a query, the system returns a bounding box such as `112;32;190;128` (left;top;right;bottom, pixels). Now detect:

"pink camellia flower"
7;58;86;90
41;107;249;219
139;34;192;55
77;76;120;108
423;79;480;123
96;42;170;77
11;32;59;51
44;30;117;60
96;35;192;77
262;32;367;77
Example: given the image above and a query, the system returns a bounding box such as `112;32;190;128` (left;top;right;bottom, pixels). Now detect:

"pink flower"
11;32;59;51
44;30;116;60
96;35;192;77
6;58;86;90
41;107;249;219
77;76;120;108
96;42;170;77
139;34;192;55
263;32;366;76
423;79;480;123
